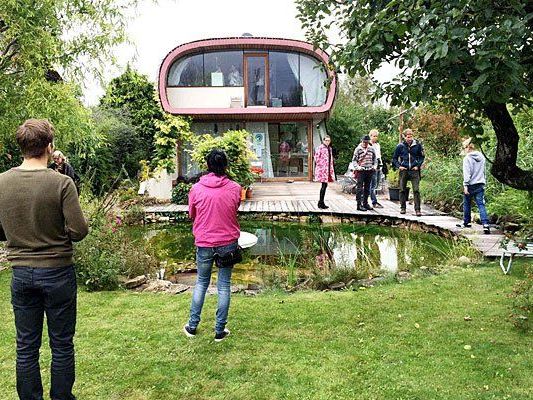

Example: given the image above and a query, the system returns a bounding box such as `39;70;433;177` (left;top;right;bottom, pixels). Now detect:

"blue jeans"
188;242;236;334
464;183;489;225
370;169;381;205
11;265;77;400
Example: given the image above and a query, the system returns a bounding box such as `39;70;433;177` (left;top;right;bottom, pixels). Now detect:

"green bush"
74;218;122;291
488;189;533;224
171;183;193;205
121;204;145;225
419;156;463;211
75;197;159;291
191;129;255;187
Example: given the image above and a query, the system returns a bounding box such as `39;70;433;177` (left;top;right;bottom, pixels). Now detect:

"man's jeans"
370;169;381;205
188;242;237;334
399;169;421;211
11;265;77;400
464;183;489;226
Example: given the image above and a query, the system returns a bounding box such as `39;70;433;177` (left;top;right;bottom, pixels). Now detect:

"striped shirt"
352;144;377;169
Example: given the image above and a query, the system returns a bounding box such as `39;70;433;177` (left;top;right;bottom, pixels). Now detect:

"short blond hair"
52;150;66;161
462;137;474;150
403;128;413;136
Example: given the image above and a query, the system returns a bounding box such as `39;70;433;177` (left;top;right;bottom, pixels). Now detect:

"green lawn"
0;261;531;400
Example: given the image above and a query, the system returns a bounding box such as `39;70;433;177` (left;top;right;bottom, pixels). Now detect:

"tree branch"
484;102;533;190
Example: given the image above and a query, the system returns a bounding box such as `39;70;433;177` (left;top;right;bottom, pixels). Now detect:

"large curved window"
167;50;328;106
168;54;204;86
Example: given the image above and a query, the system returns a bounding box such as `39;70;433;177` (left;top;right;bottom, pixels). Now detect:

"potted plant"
387;168;409;201
247;166;264;199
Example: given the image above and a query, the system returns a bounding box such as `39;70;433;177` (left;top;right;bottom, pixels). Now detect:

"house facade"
158;36;337;187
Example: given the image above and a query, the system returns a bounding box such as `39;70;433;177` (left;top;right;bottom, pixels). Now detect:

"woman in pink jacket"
183;149;241;342
314;136;335;209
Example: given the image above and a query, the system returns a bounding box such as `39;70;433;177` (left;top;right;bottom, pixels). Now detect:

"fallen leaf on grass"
464;345;472;350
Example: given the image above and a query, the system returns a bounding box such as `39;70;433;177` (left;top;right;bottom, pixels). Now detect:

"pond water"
128;222;463;287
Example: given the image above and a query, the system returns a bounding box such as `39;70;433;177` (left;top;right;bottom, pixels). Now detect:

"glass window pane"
246;56;267;106
299;54;327;106
268;122;308;177
168;54;204;86
269;52;301;107
204;51;244;87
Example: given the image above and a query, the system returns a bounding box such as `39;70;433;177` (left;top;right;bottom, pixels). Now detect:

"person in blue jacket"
392;129;425;216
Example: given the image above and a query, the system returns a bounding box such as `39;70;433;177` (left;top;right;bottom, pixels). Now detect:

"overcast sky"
83;0;397;105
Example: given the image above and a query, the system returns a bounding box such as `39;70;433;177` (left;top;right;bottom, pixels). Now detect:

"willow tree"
0;0;134;170
297;0;533;190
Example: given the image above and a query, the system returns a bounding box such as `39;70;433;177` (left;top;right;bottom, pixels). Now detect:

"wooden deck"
144;181;505;257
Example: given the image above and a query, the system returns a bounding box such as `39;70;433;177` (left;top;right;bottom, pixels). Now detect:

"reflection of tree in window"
204;51;244;87
269;52;301;107
228;65;242;86
180;60;203;86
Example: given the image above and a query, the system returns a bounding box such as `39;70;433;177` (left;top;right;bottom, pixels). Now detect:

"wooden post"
398;106;404;144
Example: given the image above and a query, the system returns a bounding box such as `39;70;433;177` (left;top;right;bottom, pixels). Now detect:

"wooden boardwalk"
144;181;505;257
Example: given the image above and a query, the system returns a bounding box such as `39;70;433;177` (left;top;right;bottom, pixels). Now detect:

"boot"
317;201;328;209
357;203;367;212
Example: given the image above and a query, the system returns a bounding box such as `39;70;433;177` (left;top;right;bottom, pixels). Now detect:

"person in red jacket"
183;149;241;342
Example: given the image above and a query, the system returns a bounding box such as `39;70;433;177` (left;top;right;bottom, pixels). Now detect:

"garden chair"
499;241;533;274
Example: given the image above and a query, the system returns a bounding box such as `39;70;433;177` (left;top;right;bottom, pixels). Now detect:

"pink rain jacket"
188;173;241;247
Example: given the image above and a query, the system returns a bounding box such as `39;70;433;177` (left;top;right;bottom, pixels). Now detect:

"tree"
339;74;377;107
0;0;133;171
297;0;533;190
100;66;164;163
89;108;143;192
410;106;461;157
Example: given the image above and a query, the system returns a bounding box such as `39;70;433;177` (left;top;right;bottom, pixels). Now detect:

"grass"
0;260;531;399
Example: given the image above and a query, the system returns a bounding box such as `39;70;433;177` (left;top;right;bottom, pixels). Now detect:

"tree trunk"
483;102;533;191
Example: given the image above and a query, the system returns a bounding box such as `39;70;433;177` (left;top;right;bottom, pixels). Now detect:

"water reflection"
127;222;455;285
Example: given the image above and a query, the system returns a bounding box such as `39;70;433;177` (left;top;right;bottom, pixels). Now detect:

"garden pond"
126;221;474;288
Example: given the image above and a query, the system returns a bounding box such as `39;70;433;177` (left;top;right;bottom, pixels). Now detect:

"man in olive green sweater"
0;119;88;400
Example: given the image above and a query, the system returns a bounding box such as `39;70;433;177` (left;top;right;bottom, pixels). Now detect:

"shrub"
191;129;255;188
74;217;122;291
171;182;193;205
75;196;159;291
410;106;461;156
121;204;145;225
419;155;463;211
488;188;533;224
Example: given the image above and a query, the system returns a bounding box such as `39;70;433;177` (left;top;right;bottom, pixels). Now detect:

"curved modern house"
158;36;337;183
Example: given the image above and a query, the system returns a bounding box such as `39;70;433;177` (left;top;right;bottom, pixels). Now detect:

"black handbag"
214;246;243;268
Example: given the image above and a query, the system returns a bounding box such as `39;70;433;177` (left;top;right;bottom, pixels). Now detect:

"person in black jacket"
49;150;80;194
392;129;425;216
